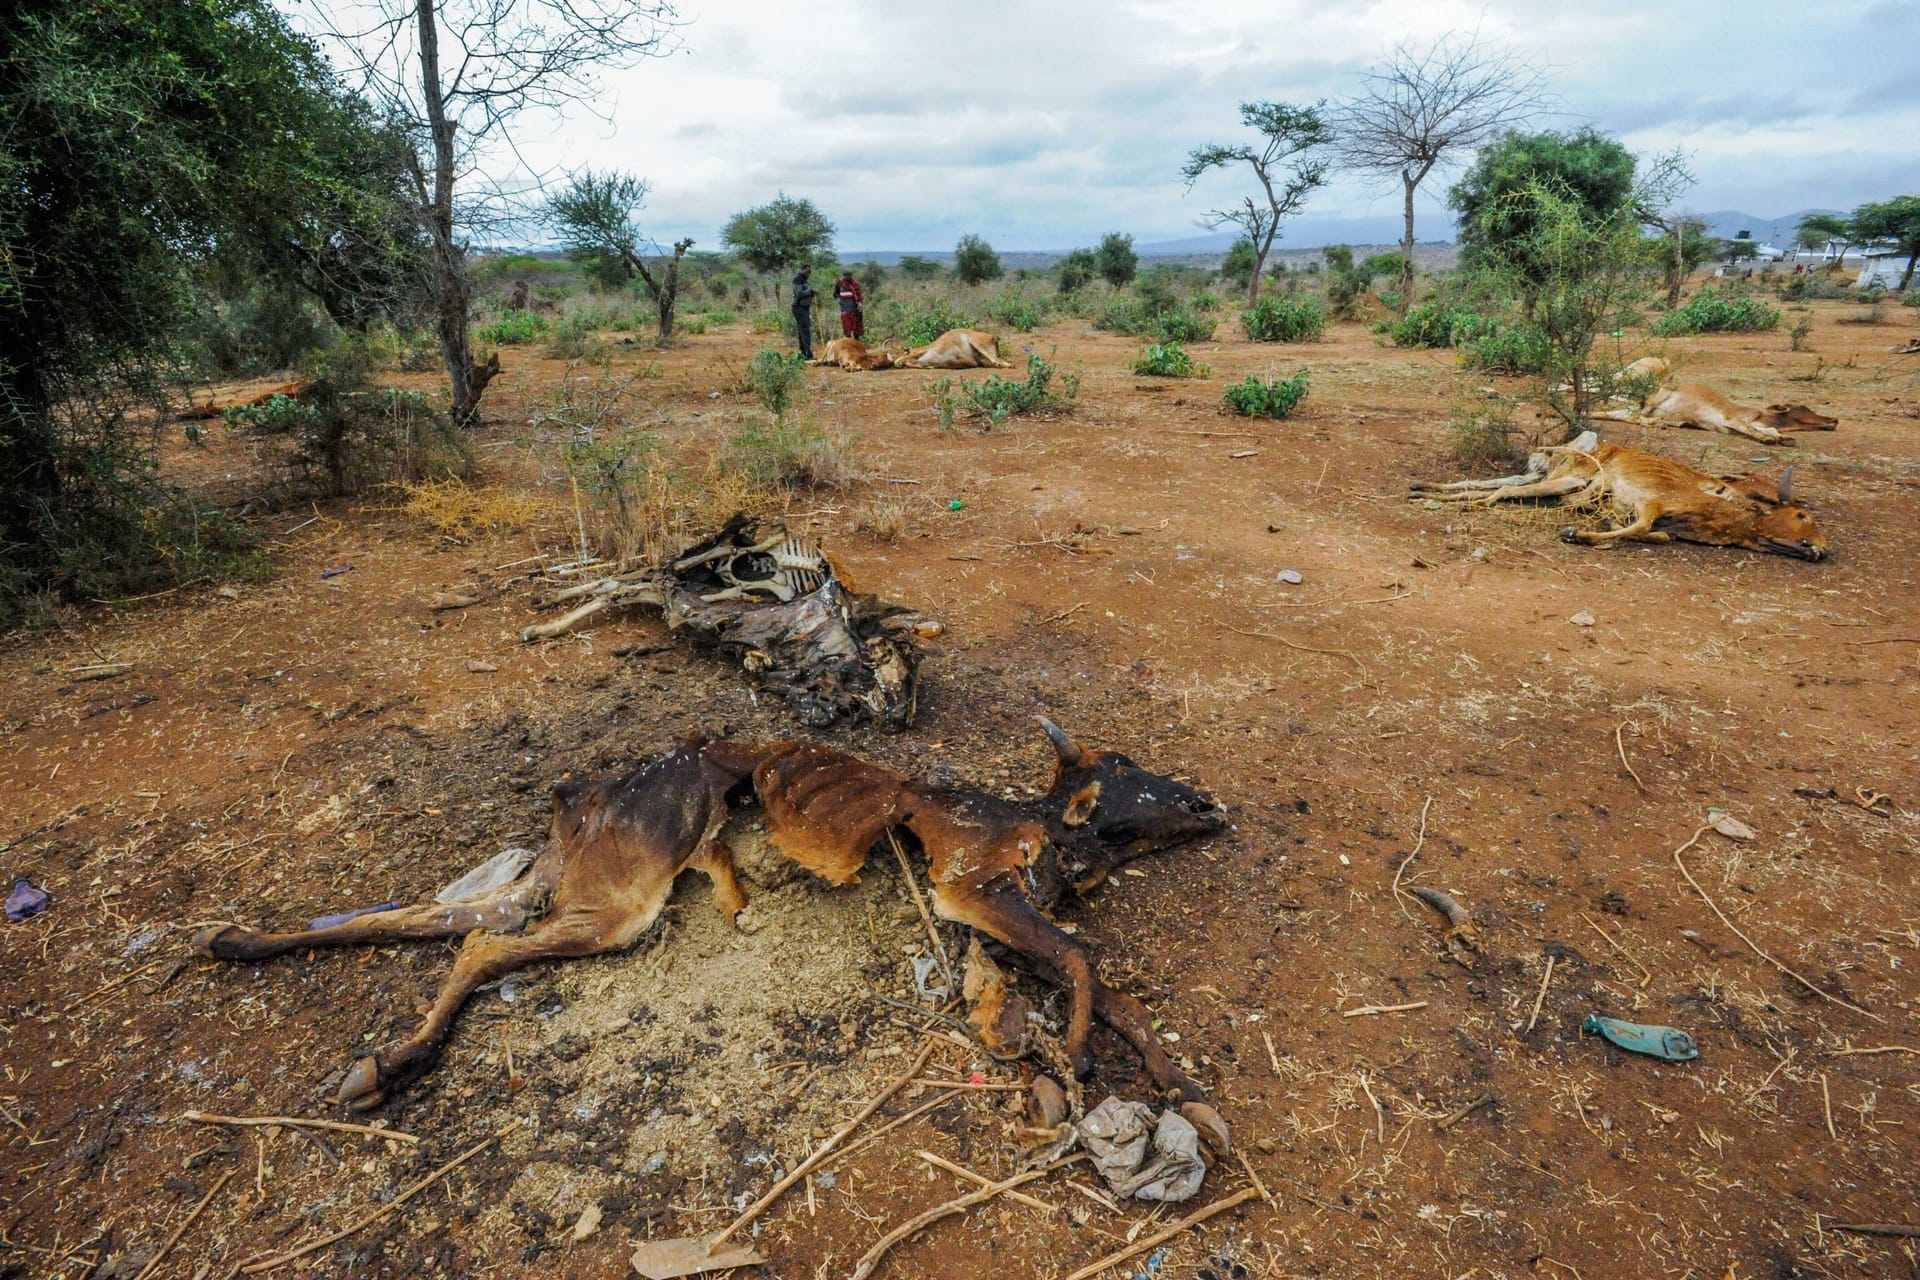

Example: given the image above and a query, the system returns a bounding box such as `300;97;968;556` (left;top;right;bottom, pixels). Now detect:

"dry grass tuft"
401;478;542;541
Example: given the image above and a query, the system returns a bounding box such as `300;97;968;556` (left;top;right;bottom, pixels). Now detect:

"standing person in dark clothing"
791;265;817;359
833;270;864;339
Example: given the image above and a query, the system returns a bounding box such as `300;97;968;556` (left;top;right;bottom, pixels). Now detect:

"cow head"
1035;717;1227;892
1749;466;1829;560
1758;403;1839;432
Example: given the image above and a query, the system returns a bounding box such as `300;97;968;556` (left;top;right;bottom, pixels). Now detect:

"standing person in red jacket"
832;270;864;339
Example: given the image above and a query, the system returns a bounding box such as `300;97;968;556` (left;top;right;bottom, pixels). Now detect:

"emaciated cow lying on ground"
893;328;1014;369
1412;437;1828;560
812;337;900;370
194;720;1228;1108
1598;381;1839;444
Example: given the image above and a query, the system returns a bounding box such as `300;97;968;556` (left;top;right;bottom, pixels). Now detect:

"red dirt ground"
3;296;1917;1279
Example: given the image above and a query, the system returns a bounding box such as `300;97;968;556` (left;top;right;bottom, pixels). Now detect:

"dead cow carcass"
1411;435;1828;560
192;720;1228;1109
523;516;920;729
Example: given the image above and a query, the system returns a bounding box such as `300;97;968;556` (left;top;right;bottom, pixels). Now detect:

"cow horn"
1777;465;1795;503
1037;717;1084;767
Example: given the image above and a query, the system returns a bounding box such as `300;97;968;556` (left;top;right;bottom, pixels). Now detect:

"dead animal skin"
193;719;1228;1108
1411;441;1829;561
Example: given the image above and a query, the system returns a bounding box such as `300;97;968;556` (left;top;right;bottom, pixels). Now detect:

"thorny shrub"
1131;342;1210;378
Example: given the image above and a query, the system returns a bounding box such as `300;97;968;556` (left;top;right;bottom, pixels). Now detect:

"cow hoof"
192;924;247;959
338;1056;385;1110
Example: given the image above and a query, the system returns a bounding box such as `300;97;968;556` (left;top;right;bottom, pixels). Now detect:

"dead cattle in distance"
1412;439;1828;560
193;720;1228;1108
812;337;900;371
893;328;1014;369
1599;381;1839;444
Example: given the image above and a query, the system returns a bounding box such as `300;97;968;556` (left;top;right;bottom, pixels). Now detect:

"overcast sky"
326;0;1920;251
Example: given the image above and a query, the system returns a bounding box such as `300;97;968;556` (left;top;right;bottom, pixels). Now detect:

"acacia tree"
1181;101;1333;305
1796;213;1855;270
953;234;1003;284
1336;32;1548;314
318;0;681;425
547;170;693;338
720;193;836;299
1096;233;1138;287
1852;195;1920;288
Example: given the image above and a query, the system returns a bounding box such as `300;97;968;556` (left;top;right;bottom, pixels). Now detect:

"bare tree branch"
1333;31;1552;313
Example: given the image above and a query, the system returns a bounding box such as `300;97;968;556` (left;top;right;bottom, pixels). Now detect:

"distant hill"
1684;209;1844;244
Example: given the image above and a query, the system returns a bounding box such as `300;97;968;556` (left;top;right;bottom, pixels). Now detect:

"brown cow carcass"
894;328;1013;369
812;337;900;370
194;720;1228;1108
1412;436;1828;560
1599;381;1838;444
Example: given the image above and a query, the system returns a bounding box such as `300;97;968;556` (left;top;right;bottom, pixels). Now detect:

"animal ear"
1061;780;1101;827
1777;465;1795;503
1038;717;1084;767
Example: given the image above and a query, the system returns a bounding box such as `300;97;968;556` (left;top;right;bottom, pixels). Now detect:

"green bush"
1132;342;1210;378
704;307;740;326
474;310;546;345
1189;292;1222;313
900;297;974;345
1448;398;1525;470
227;368;470;498
961;353;1080;427
1097;297;1215;342
1242;297;1325;342
1391;301;1482;349
1653;287;1781;335
543;315;605;360
678;315;707;336
751;308;789;334
1457;320;1551;374
985;290;1045;332
1222;371;1310;418
1150;306;1215;343
745;348;808;418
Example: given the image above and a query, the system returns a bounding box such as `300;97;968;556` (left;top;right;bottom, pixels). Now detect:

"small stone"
1569;610;1596;627
466;660;499;673
1277;568;1303;584
571;1204;602;1242
708;390;723;398
1255;1136;1277;1154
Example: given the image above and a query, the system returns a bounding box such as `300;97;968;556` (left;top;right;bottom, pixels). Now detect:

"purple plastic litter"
6;877;51;922
308;900;401;930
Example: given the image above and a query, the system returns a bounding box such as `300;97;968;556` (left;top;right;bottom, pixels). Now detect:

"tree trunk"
1668;224;1684;307
1398;171;1417;317
415;0;483;427
1901;248;1917;291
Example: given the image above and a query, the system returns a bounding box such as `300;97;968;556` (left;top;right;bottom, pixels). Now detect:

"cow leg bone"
932;881;1096;1080
193;874;555;963
521;594;613;642
340;891;674;1109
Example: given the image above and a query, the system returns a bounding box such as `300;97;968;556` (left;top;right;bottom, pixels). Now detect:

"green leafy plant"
1456;319;1551;374
1222;371;1310;418
1132;342;1210;378
1789;315;1814;351
1447;396;1525;470
1242;296;1325;342
960;354;1080;427
474;310;547;345
543;314;604;360
1391;301;1481;348
899;298;973;345
745;348;808;418
985;290;1045;332
1652;287;1781;335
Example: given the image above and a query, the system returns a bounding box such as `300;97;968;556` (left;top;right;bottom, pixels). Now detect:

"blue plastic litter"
1583;1013;1698;1061
1132;1247;1166;1279
6;877;51;922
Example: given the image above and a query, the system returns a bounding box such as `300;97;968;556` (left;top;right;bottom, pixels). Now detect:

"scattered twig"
1829;1223;1920;1238
1038;602;1088;626
1436;1094;1497;1130
888;833;953;997
850;1161;1065;1280
1615;722;1646;790
133;1170;234;1280
1844;636;1920;646
713;1043;937;1245
825;1088;966;1172
1358;1074;1386;1145
1058;1187;1262;1280
1673;826;1881;1021
1389;796;1434;920
1342;1001;1428;1018
1821;1073;1837;1140
181;1111;418;1146
1261;1031;1283;1075
1219;622;1370;684
917;1150;1056;1213
240;1122;518;1273
1525;953;1557;1036
63;958;172;1013
1826;1044;1920;1058
1580;912;1653;989
1235;1148;1275;1206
